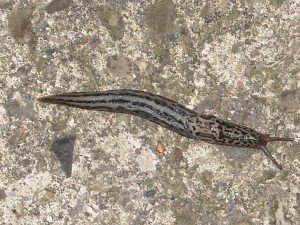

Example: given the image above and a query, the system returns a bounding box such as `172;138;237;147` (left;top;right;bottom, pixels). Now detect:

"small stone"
232;42;240;53
173;148;184;163
0;189;7;200
200;170;213;187
296;193;300;206
144;189;156;198
45;0;71;14
195;93;221;113
51;136;76;177
108;14;119;27
191;22;200;33
156;141;166;153
107;55;131;78
144;0;176;38
136;149;158;172
263;170;276;180
98;6;125;41
255;61;264;71
16;65;32;76
5;99;35;119
0;0;13;9
135;60;147;71
278;90;299;113
8;7;36;43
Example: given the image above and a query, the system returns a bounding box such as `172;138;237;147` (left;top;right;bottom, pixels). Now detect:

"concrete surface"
0;0;299;224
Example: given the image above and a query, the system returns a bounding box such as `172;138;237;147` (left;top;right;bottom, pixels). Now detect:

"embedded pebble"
136;149;158;172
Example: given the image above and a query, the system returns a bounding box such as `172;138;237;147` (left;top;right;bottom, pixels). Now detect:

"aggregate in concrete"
0;0;299;224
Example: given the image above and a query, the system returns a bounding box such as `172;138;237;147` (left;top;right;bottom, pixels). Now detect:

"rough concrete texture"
0;0;299;224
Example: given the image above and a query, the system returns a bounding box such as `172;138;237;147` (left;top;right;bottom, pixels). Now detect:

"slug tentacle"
266;137;294;142
254;134;294;170
38;90;294;170
258;146;283;170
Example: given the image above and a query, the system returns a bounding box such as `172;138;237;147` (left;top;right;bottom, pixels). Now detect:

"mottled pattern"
186;115;260;147
39;90;261;148
38;89;293;170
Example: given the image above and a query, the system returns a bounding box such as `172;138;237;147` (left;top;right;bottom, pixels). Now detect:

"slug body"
38;89;294;170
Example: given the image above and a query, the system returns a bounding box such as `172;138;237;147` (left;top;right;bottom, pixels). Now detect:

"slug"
38;89;294;170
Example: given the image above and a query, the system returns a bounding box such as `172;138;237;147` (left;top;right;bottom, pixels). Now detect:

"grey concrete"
0;0;299;224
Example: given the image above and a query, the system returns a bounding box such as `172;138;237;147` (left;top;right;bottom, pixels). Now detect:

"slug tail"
37;95;69;105
37;96;56;104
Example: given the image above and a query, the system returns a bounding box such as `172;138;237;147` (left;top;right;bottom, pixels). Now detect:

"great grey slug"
38;89;294;170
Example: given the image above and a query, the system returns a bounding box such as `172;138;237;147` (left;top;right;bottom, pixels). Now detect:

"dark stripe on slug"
54;91;195;115
50;95;187;130
58;100;133;112
120;93;192;115
56;95;189;125
194;131;215;139
130;101;185;127
38;89;294;170
51;98;131;105
55;90;158;99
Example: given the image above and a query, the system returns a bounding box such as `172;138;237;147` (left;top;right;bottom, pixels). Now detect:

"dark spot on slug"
38;89;294;170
